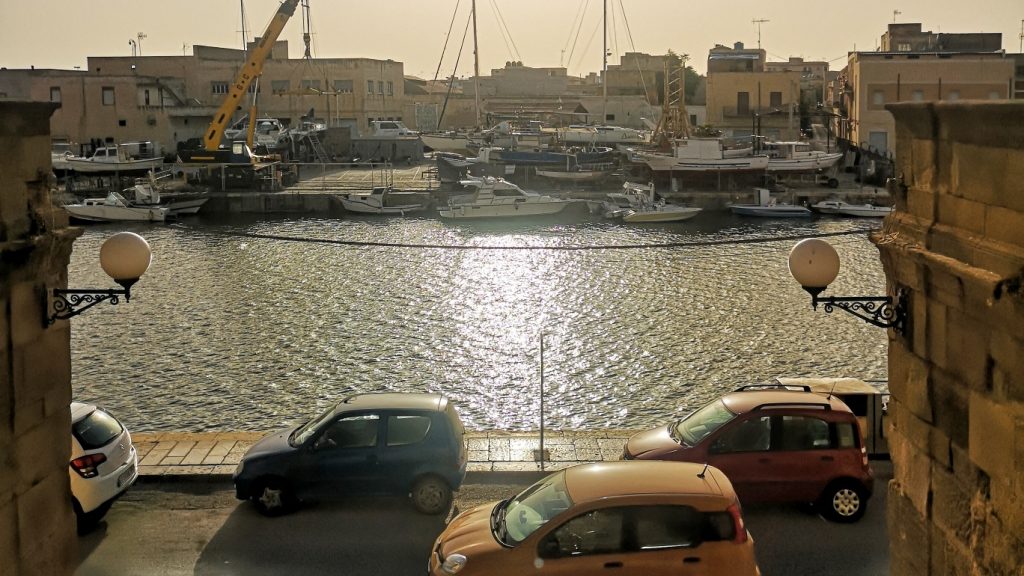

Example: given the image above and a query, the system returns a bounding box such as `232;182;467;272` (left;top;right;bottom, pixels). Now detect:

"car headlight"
441;554;467;574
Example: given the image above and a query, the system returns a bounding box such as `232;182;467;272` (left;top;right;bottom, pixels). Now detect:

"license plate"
117;464;135;488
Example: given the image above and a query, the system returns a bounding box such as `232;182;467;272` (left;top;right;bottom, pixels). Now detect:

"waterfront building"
829;23;1013;156
705;42;803;141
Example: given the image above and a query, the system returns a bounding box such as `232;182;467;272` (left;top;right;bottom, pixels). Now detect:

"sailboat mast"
472;0;481;127
602;0;607;124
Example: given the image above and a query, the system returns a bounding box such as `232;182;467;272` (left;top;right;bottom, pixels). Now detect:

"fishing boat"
438;177;575;219
536;163;616;183
730;188;812;217
340;187;427;215
63;191;170;222
65;145;164;174
811;199;892;218
602;182;702;222
558;125;651;148
631;138;769;173
762;141;844;173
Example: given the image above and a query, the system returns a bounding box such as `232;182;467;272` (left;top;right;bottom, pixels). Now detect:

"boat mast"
472;0;481;128
602;0;607;124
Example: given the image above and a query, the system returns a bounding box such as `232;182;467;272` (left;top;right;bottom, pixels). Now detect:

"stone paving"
132;429;638;479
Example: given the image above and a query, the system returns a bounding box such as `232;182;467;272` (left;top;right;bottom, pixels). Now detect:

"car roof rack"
750;401;832;411
734;382;813;392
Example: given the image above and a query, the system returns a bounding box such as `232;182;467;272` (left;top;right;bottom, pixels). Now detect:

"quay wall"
879;101;1024;575
0;102;78;576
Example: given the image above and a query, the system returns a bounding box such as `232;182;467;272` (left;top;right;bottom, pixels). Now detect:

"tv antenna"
1019;19;1023;53
893;9;902;23
136;32;147;56
752;18;770;50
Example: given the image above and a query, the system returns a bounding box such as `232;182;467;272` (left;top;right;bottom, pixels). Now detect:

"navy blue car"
233;393;467;515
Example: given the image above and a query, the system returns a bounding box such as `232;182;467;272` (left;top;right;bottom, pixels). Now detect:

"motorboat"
223;116;287;148
602;182;702;223
65;145;164;174
438;177;576;219
730;187;812;217
631;138;769;173
340;187;427;215
63;191;170;222
125;182;208;216
811;199;892;218
762;141;844;173
466;120;555;151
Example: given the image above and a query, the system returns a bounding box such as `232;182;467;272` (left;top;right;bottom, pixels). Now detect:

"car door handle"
820;456;834;462
603;562;623;569
683;557;701;564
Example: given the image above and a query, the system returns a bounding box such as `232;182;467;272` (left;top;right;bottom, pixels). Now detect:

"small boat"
631;137;769;173
439;177;575;219
602;182;702;223
558;125;651;148
812;200;892;218
762;141;844;173
125;182;209;216
65;145;164;174
340;187;427;215
535;163;616;183
63;191;169;222
730;188;812;218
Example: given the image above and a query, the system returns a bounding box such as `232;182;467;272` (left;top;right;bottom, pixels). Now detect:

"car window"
386;415;431;446
674;400;736;446
546;508;624;557
710;415;770;453
72;409;123;450
317;414;380;449
778;415;831;451
293;404;338;446
503;472;573;544
836;421;857;448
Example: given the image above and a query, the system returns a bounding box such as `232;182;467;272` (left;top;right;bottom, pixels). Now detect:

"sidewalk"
132;430;638;481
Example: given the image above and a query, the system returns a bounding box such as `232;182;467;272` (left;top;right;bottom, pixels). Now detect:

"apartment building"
705;42;802;140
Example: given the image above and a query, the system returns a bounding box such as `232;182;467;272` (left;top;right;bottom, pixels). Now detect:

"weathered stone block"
17;473;75;576
986;204;1024;250
968;392;1017;480
906;187;937;224
990;331;1023;401
926;299;948;371
887;484;931;576
943;309;990;392
889;350;932;422
931;369;969;449
0;497;16;576
889;421;931;516
12;412;67;492
9;281;43;349
938;194;986;236
930;464;975;545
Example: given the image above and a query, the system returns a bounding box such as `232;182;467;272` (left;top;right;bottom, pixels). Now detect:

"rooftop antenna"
136;32;147;56
828;379;838;400
752;18;770;50
697;463;710;479
239;0;249;50
892;9;901;23
1019;19;1023;53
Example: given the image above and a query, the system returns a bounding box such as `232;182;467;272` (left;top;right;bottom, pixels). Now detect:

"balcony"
720;106;793;118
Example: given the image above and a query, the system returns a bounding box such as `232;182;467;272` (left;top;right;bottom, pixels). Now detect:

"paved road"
76;464;890;576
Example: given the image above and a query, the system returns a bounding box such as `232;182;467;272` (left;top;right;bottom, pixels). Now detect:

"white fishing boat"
340;187;427;215
631;138;769;173
63;191;169;222
535;163;616;183
602;182;702;223
730;188;812;217
125;182;209;216
558;125;650;148
65;145;164;174
812;199;892;218
439;177;575;219
421;131;473;154
763;141;844;173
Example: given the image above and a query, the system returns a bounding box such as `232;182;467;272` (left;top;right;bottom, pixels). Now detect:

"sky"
1;0;1021;78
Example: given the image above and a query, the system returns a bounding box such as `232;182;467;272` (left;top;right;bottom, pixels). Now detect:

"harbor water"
67;211;889;433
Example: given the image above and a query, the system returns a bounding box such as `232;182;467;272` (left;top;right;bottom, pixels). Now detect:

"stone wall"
0;101;81;576
877;101;1024;575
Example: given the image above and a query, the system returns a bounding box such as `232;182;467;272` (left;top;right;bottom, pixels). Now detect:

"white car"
69;402;138;532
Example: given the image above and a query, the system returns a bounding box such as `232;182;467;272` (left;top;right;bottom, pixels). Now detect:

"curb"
135;469;553;486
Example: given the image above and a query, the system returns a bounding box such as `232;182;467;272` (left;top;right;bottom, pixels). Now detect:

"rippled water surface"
68;212;889;432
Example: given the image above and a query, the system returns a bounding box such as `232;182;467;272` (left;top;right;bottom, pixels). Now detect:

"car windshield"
290;404;337;447
497;471;573;545
673;400;736;446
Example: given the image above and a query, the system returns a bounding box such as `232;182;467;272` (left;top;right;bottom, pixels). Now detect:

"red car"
623;385;874;522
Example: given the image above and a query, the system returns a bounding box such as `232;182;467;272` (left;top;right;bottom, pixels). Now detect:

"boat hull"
439;201;571;219
730;204;812;217
64;204;168;222
623;207;702;223
421;133;472;154
340;197;425;215
638;154;770;173
65;157;164;174
766;153;844;173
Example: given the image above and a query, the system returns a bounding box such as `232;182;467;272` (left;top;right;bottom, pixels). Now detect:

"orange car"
428;461;760;576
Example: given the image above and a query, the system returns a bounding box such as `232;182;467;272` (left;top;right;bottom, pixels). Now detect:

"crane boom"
203;0;300;151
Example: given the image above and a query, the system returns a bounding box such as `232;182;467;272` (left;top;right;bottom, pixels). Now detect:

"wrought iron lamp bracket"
808;288;909;334
46;280;136;326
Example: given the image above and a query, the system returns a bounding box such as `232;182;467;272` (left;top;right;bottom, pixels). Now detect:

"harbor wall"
0;102;79;575
878;101;1024;575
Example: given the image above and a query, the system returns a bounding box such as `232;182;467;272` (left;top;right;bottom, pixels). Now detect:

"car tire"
251;477;296;517
410;475;452;515
74;499;111;535
818;481;868;523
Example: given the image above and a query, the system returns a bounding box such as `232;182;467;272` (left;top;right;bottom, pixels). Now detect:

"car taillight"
862;446;869;468
70;453;107;478
727;502;748;544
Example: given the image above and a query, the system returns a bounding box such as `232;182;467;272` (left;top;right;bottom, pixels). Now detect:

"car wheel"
818;481;868;523
411;475;452;515
74;499;111;535
252;477;295;517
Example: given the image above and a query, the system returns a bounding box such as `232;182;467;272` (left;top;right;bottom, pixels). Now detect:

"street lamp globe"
99;232;152;290
788;238;840;297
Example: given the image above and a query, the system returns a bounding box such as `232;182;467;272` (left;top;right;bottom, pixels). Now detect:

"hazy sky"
1;0;1021;77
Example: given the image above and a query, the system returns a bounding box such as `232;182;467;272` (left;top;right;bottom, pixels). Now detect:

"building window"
605;113;615;121
377;81;384;94
211;82;229;95
912;90;924;102
897;43;912;52
872;90;884;105
769;91;782;109
143;89;151;105
989;91;1001;100
367;80;374;94
247;83;260;94
947;90;960;101
118;119;127;127
300;79;321;92
737;91;750;115
386;81;393;95
334;79;353;93
368;117;375;126
271;80;290;94
50;86;61;103
102;87;115;106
